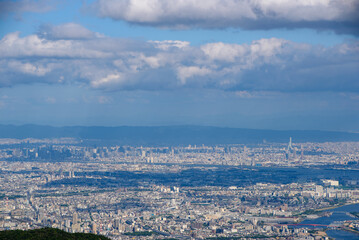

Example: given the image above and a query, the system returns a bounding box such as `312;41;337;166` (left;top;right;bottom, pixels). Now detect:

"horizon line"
0;123;358;134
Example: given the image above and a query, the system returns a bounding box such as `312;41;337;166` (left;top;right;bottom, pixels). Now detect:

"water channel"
299;203;359;239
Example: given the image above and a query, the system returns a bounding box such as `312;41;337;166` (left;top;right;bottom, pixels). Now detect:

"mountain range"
1;124;359;145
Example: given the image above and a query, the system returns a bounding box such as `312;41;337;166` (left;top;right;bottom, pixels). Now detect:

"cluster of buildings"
1;138;359;167
0;139;359;239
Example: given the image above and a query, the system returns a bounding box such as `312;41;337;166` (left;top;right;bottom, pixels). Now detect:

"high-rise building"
71;212;81;232
73;212;78;224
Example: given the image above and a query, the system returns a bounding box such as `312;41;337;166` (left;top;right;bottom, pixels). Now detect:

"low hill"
0;228;110;240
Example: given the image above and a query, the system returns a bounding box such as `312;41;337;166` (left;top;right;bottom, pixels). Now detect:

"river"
299;203;359;240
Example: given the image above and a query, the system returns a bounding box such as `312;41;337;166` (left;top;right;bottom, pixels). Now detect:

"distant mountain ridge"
0;124;359;145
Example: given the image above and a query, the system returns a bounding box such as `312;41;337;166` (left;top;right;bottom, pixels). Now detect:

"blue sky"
0;0;358;131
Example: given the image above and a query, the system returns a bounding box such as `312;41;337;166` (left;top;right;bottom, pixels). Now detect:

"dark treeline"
0;228;109;240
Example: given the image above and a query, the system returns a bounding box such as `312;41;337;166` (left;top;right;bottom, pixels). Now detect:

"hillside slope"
0;228;110;240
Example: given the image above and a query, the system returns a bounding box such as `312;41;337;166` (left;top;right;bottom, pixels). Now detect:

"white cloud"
0;32;111;58
250;38;289;58
90;0;359;34
0;29;358;92
91;73;124;88
38;23;103;40
201;38;290;70
149;40;190;50
177;66;212;85
201;42;246;62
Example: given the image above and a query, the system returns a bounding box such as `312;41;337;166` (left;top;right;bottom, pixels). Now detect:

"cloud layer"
89;0;359;35
1;25;358;92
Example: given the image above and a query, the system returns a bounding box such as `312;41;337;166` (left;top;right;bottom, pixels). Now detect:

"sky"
0;0;358;131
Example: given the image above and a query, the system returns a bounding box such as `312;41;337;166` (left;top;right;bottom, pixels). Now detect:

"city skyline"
1;136;359;239
0;0;359;131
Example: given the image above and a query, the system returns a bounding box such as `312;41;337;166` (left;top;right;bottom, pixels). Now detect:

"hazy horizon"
1;123;359;133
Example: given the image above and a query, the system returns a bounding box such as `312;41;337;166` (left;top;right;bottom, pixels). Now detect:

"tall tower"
301;144;304;160
286;137;294;160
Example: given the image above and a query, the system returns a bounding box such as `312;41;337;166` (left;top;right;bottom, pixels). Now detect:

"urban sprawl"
0;138;359;239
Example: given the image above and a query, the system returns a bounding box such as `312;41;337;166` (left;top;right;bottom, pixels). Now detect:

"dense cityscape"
0;138;359;239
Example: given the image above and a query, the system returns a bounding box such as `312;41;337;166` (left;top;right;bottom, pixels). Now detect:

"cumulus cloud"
0;32;112;58
0;28;358;92
91;73;124;88
201;42;247;62
88;0;359;35
177;66;212;85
